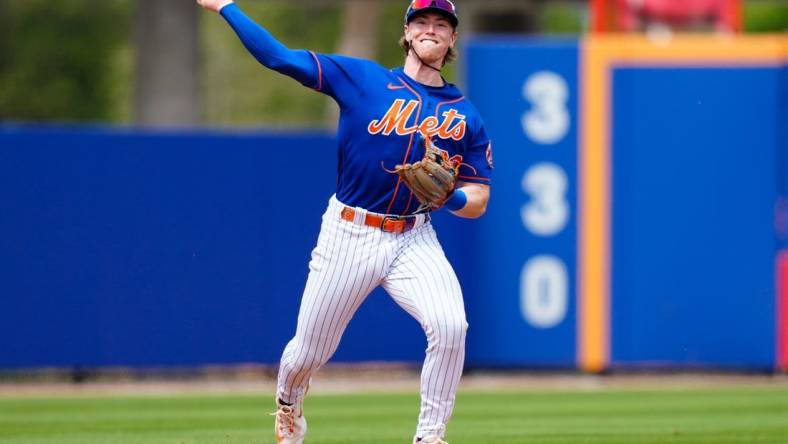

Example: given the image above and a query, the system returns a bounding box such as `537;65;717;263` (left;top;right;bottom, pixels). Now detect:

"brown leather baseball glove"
395;134;460;212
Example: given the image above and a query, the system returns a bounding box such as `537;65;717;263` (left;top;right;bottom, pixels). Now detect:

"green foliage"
744;1;788;33
0;0;130;122
3;1;782;126
377;3;411;71
541;3;585;34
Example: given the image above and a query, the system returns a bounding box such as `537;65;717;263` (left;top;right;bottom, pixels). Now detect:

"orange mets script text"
367;99;466;141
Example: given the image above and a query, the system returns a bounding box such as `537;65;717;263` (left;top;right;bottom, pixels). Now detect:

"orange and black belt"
340;207;427;233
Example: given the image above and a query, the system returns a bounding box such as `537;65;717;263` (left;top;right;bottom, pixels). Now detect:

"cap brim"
407;8;458;27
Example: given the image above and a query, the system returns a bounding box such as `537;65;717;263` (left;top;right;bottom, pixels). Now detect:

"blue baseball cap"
405;0;459;28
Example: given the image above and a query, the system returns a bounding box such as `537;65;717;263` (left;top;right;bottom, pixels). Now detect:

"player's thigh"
382;226;466;328
296;218;392;338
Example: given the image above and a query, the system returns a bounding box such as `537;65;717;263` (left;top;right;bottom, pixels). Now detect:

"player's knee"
284;352;317;373
282;348;332;377
428;317;468;351
282;337;333;372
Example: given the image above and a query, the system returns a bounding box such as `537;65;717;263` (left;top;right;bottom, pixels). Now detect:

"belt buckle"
380;215;403;233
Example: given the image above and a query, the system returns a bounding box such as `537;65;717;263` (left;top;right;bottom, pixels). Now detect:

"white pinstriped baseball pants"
277;195;467;438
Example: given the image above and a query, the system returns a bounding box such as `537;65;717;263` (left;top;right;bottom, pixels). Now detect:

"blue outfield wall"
0;127;474;368
611;67;780;368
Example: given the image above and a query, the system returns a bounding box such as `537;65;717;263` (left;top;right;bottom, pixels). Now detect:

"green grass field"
1;386;787;444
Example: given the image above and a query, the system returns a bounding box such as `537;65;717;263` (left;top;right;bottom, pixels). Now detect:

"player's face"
404;12;457;63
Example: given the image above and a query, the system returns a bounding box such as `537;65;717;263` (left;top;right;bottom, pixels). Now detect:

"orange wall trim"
577;35;787;373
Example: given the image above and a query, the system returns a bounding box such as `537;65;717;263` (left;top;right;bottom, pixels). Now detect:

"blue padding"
611;67;780;369
0;127;434;367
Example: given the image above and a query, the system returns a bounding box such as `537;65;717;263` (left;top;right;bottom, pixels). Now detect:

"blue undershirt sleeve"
220;3;319;89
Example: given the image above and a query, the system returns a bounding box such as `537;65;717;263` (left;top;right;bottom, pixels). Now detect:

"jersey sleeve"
310;53;373;109
458;120;493;185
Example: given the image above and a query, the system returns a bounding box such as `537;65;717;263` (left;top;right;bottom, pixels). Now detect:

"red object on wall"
591;0;741;32
592;0;615;33
778;252;788;370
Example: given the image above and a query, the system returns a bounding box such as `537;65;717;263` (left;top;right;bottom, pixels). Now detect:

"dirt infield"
2;364;787;397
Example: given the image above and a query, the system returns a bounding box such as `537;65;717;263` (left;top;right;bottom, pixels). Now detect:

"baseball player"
196;1;492;442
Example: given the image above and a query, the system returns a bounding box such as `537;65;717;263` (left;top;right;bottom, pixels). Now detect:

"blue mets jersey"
222;3;492;216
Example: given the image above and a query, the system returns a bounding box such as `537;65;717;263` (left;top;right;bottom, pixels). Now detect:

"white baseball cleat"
414;437;449;444
272;399;307;444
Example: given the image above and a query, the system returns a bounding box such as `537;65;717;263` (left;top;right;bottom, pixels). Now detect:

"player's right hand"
196;0;234;13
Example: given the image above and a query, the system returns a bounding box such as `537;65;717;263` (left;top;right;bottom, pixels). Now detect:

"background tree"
134;0;201;126
0;0;129;122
